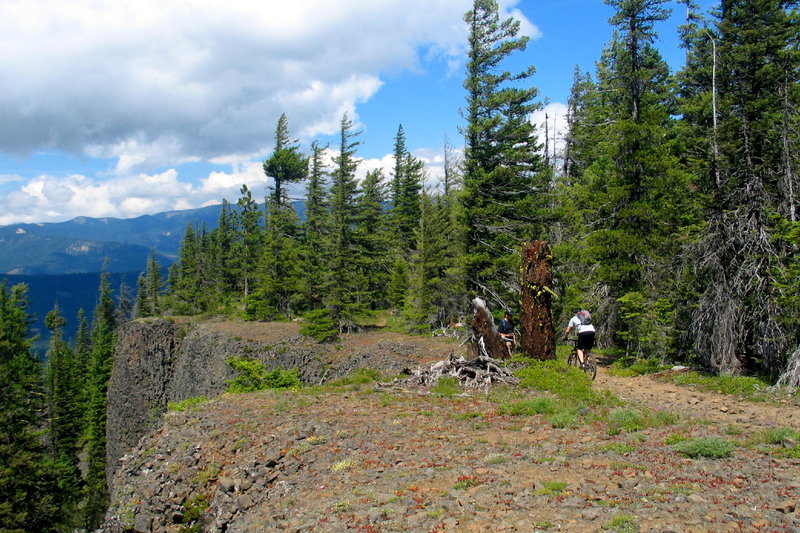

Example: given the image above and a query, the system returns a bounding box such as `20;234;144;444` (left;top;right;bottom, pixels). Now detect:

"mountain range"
0;204;226;275
0;204;228;350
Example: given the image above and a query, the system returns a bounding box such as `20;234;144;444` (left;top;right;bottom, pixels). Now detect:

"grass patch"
601;442;636;454
167;396;209;412
549;411;580;429
749;427;800;458
327;368;384;387
497;396;558;416
671;437;735;458
431;376;461;397
606;406;679;435
603;513;637;533
515;358;621;408
179;494;209;533
453;475;482;490
669;371;770;399
331;458;360;472
608;356;672;377
484;453;508;465
192;463;221;486
535;481;568;496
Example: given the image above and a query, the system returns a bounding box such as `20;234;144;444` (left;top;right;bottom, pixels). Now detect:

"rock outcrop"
105;319;447;486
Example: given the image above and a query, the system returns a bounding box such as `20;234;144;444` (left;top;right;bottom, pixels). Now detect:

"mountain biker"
563;308;595;368
498;309;516;357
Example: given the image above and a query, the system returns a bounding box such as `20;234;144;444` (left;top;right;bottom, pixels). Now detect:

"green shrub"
167;396;209;412
601;442;636;454
754;426;799;445
300;308;338;342
225;356;301;393
671;437;735;458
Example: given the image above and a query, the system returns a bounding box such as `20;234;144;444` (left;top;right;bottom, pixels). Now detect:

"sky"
0;0;718;226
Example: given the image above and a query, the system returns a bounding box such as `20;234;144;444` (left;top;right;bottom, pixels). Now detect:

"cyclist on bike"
563;308;595;368
498;309;516;357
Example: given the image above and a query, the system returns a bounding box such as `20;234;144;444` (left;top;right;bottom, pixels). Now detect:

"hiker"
563;308;595;368
498;309;516;357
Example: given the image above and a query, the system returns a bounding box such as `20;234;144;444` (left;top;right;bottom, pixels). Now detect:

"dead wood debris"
378;352;519;392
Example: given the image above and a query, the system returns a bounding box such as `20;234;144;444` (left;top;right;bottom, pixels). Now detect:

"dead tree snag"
469;297;510;360
520;241;556;360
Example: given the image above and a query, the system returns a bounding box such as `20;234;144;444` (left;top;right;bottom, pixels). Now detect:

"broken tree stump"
468;297;510;360
520;240;556;360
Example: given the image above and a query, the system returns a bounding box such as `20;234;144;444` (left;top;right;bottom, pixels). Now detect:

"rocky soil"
103;324;800;533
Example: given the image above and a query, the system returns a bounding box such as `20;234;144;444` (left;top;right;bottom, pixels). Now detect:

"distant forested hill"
4;272;139;355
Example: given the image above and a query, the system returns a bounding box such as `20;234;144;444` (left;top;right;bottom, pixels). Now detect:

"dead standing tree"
468;297;510;360
520;241;556;360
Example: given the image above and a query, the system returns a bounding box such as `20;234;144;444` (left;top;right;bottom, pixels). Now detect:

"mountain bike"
567;338;597;380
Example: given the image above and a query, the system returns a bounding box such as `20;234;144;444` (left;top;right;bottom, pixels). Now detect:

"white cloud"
0;0;543;224
530;101;570;159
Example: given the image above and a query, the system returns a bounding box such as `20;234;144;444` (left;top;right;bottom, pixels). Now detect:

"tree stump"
520;241;556;360
469;297;510;360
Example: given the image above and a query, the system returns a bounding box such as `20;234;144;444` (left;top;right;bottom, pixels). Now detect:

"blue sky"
0;0;717;225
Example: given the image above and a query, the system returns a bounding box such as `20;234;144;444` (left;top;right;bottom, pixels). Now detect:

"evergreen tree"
236;184;264;300
135;252;163;317
44;304;83;523
83;271;117;528
0;282;62;531
404;191;464;330
263;113;309;206
325;113;363;330
247;115;307;319
557;0;695;353
301;141;331;310
681;0;800;376
355;169;391;308
460;0;543;309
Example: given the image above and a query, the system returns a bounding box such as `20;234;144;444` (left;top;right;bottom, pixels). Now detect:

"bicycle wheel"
584;353;597;381
567;351;577;368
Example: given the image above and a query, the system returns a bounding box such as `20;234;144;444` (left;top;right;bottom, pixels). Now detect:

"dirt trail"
594;365;800;431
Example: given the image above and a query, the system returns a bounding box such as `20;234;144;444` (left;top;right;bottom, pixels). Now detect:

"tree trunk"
469;297;509;360
520;241;556;360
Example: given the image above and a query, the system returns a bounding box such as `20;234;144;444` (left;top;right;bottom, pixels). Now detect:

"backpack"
577;310;592;326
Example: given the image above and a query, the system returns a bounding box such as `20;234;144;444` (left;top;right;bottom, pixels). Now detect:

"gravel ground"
103;333;800;533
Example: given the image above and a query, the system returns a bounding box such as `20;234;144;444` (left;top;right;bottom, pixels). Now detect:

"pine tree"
135;252;163;317
235;184;264;300
355;169;391;308
0;282;62;531
404;192;461;330
460;0;543;309
301;141;331;310
246;115;307;319
83;271;117;528
681;0;800;376
263;113;309;206
44;304;83;522
325;113;363;330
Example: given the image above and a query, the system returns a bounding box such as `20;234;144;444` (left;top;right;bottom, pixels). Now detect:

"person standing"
498;309;516;357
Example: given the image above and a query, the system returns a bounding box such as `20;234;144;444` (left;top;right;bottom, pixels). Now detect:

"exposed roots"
380;352;519;392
